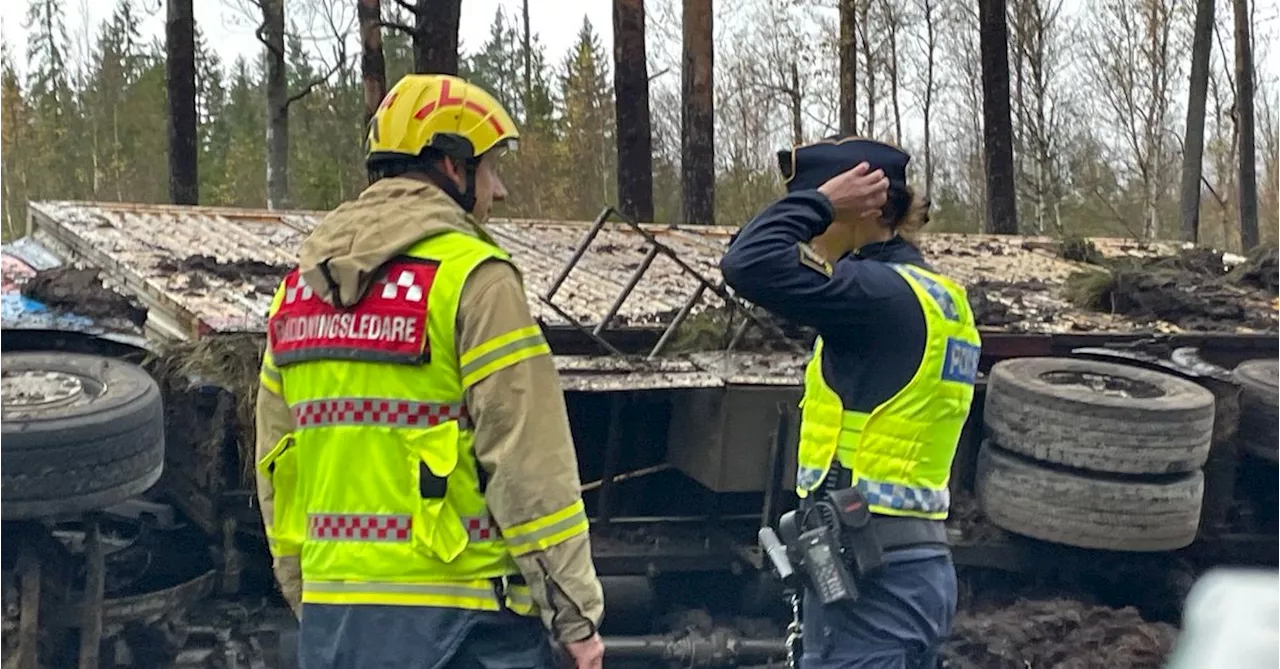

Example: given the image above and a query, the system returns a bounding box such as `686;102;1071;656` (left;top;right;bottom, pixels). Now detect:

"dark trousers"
298;603;558;669
800;552;957;669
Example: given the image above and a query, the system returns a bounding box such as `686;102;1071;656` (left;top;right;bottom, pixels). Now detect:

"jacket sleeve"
719;189;895;335
255;291;303;617
457;260;604;643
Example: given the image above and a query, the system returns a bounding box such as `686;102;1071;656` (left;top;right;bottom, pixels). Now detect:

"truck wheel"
984;356;1214;474
2;352;165;519
1233;359;1278;464
975;442;1202;552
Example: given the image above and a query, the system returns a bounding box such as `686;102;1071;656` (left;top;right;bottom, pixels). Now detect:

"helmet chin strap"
426;159;478;214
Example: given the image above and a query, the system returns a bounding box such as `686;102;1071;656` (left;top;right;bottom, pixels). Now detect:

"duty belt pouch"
826;488;884;578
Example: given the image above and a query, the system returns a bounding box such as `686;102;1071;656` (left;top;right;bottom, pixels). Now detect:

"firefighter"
720;137;981;669
254;74;605;669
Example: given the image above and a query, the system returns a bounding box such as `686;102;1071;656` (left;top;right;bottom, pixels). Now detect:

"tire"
2;352;165;519
1233;359;1278;464
975;441;1203;552
984;356;1215;474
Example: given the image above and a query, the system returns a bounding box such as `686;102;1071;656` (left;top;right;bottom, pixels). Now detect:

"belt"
868;516;948;551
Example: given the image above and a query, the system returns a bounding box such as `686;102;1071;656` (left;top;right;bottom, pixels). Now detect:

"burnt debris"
20;267;148;328
156;255;291;297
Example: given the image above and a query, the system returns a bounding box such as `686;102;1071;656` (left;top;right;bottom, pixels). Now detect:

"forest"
1;0;1276;251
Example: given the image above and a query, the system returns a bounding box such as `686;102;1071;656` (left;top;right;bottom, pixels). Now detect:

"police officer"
720;137;981;669
254;74;605;669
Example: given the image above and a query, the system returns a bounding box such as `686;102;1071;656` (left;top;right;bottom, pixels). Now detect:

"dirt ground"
944;596;1177;669
1065;246;1279;332
19;267;148;328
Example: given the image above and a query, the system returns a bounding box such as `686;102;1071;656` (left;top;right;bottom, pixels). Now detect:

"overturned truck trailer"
2;200;1277;668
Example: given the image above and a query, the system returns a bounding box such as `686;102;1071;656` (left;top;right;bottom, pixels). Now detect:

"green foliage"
2;0;1276;252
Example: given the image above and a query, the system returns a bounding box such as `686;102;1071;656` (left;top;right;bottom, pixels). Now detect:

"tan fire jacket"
254;177;604;642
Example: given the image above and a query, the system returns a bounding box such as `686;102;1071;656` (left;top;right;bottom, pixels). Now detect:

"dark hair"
886;185;930;243
367;150;484;192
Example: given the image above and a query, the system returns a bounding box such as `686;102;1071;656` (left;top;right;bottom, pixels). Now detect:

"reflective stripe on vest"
303;578;534;615
794;262;980;520
263;230;538;613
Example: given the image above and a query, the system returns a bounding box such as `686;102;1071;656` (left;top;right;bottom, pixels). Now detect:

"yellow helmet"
367;74;520;167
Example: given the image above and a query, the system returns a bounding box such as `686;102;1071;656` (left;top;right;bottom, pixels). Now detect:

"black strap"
870;516;948;550
489;573;527;613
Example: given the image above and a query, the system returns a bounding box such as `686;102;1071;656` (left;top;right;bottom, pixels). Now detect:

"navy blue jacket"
719;190;930;414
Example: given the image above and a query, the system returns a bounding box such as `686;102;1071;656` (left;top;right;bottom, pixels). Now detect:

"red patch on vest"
268;259;438;366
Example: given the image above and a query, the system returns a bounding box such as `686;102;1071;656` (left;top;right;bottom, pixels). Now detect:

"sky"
0;0;614;77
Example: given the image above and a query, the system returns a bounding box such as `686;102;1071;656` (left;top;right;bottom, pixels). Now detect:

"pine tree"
24;0;82;203
465;10;521;115
2;45;30;239
559;17;615;219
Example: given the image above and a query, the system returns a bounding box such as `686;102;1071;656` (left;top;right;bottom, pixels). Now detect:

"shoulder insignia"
797;243;833;277
268;259;440;366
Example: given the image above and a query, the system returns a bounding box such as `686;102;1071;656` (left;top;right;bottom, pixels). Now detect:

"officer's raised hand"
817;162;890;221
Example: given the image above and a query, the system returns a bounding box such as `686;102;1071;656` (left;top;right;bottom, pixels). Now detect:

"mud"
19;267;148;328
1073;267;1271;331
1228;245;1279;294
1144;246;1230;276
1059;237;1105;265
967;280;1056;329
147;335;267;490
156;255;290;297
943;597;1177;669
946;490;1007;543
1065;247;1279;332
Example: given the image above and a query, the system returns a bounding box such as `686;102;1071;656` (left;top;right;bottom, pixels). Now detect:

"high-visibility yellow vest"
257;229;547;614
795;263;981;520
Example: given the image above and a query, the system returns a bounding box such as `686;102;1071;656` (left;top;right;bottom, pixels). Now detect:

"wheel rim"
1038;370;1166;399
2;369;103;411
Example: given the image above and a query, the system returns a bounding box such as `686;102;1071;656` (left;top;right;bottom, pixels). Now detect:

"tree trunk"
263;0;288;209
922;0;936;198
522;0;532;106
978;0;1019;234
358;0;387;124
790;61;803;145
413;0;460;74
166;0;197;205
858;0;876;138
838;0;857;135
1179;0;1214;243
681;0;714;226
1233;0;1258;249
613;0;655;222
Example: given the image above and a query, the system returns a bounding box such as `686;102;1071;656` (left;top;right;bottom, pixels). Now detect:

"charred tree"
382;1;459;74
522;0;532;101
166;0;197;205
838;0;858;134
413;0;460;74
359;0;387;123
978;0;1019;234
1234;0;1258;249
1179;0;1214;243
613;0;655;222
681;0;714;226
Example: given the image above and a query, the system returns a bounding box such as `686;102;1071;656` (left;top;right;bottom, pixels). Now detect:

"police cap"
777;136;910;194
